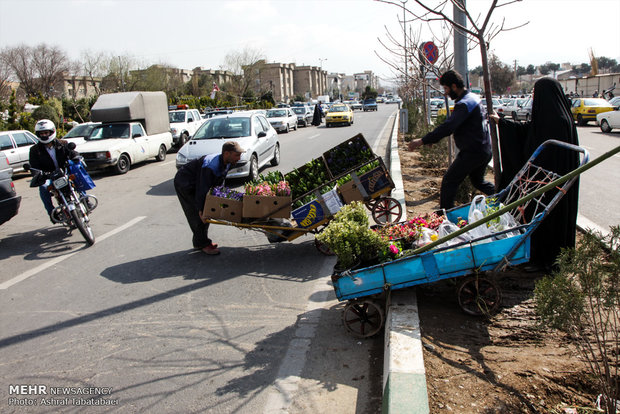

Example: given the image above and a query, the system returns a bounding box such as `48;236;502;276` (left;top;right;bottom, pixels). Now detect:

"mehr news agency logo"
7;384;119;407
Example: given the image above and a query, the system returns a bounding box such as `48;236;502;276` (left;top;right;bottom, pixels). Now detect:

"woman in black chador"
311;101;323;126
490;77;580;270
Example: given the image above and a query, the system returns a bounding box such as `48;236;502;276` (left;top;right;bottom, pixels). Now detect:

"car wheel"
155;144;166;161
512;111;517;120
270;143;280;166
600;119;612;133
577;114;585;126
285;125;289;133
114;154;130;174
248;155;259;182
293;122;297;131
179;132;189;147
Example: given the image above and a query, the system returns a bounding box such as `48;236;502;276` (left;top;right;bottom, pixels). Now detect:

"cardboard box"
292;200;328;229
242;195;292;219
359;166;393;198
338;180;365;204
202;195;243;223
321;187;344;215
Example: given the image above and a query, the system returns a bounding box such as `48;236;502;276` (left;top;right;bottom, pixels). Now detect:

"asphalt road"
574;124;620;232
0;105;397;414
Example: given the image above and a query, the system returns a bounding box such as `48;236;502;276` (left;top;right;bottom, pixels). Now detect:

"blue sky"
1;0;619;86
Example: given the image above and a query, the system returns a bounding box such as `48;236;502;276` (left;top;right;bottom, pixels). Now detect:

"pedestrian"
490;77;580;271
29;119;81;223
311;101;322;126
174;141;244;255
408;69;495;210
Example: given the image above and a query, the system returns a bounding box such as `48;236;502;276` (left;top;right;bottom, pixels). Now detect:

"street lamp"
319;58;327;70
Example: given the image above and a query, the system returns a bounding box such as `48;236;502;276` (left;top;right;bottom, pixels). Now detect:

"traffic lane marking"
0;216;146;290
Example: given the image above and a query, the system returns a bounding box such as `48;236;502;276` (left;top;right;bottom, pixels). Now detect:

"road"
574;124;620;233
0;105;397;414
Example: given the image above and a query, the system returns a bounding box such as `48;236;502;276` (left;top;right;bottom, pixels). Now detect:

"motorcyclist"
29;119;80;223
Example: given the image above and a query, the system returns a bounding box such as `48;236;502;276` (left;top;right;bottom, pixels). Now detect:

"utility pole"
401;0;408;102
453;0;468;85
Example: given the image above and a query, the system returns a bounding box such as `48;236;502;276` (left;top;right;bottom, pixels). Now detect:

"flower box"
242;195;292;218
359;165;393;198
292;199;328;229
323;134;374;177
202;195;243;223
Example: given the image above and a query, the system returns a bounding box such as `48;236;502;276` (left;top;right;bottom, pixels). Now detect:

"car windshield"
193;117;251;140
267;110;288;118
88;124;130;140
292;107;305;114
65;124;96;138
330;105;348;112
584;99;612;107
169;111;187;123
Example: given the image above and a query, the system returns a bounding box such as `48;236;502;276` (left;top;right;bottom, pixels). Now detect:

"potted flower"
243;179;292;219
202;186;244;223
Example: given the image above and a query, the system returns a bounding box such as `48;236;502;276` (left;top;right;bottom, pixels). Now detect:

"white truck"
168;105;204;148
77;92;173;174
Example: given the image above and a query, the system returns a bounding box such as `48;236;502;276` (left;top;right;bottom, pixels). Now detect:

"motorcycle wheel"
71;203;95;246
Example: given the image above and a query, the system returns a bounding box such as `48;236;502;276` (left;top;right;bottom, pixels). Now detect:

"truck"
168;104;205;148
76;91;173;174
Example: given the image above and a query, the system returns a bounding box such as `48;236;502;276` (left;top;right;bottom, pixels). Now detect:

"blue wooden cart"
331;140;590;337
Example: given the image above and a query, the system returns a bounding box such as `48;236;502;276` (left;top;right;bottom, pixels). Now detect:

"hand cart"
332;140;592;338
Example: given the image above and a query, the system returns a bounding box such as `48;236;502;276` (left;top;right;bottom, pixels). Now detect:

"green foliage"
361;85;378;100
32;103;60;125
534;226;620;413
317;201;389;268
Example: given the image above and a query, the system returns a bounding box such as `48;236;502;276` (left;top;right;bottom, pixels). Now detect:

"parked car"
437;99;455;117
325;104;354;127
168;106;205;148
203;109;234;119
362;98;378;111
596;106;620;132
291;105;313;127
515;97;533;122
266;108;298;133
0;129;38;173
175;111;280;181
429;98;444;117
0;151;21;225
62;122;100;145
502;98;528;120
571;98;614;126
608;96;620;107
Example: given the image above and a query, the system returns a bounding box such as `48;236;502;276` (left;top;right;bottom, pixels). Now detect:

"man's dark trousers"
440;150;495;209
174;182;211;248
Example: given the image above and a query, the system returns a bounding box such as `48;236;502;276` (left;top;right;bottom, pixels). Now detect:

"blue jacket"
174;154;230;210
422;90;491;154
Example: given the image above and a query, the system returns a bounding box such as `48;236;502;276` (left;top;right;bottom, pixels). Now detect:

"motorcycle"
25;157;98;246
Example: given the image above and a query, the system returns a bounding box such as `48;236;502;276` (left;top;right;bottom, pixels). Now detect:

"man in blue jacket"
174;141;244;255
408;70;495;209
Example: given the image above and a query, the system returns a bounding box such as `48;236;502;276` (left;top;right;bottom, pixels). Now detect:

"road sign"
421;41;439;65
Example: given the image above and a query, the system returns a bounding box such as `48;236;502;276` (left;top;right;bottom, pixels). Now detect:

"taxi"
571;98;614;126
325;104;354;127
436;99;455;117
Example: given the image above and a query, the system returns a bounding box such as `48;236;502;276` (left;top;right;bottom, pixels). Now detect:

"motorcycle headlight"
53;176;69;189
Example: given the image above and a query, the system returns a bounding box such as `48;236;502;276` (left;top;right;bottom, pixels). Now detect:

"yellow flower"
430;234;438;241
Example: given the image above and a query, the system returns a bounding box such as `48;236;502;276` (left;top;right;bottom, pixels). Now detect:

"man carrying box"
174;141;244;255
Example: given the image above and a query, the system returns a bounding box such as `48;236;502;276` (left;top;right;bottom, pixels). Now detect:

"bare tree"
80;50;110;95
221;47;265;103
1;45;38;96
377;0;528;187
0;55;13;103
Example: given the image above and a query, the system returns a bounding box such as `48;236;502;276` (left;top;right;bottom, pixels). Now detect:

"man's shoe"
202;244;220;255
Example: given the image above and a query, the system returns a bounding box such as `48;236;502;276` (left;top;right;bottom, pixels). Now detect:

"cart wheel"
342;300;384;338
457;276;501;316
372;197;402;224
364;199;377;211
314;237;335;256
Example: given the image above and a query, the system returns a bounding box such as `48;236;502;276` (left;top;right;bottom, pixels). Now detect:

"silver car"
0;129;38;173
175;112;280;181
292;106;313;127
266;108;298;133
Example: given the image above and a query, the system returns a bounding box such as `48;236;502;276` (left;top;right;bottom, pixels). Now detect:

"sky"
1;0;619;87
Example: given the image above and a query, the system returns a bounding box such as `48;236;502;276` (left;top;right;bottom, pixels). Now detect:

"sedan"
325;104;354;127
0;152;21;225
291;106;313;127
596;106;620;133
515;97;533;122
175;112;280;181
571;98;614;126
266;108;298;133
0;129;38;173
62;122;100;145
502;98;528;120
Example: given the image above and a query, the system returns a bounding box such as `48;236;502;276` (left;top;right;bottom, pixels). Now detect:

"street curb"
382;110;431;414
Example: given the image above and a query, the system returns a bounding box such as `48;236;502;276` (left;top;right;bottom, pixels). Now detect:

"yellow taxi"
436;99;454;117
571;98;614;126
325;104;354;127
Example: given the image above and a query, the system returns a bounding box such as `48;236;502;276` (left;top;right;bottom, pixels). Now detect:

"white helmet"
34;119;57;144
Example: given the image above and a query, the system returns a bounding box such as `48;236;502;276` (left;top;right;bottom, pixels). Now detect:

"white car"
62;122;100;146
169;107;204;148
0;129;38;173
597;106;620;133
176;111;280;181
77;122;173;174
266;108;298;133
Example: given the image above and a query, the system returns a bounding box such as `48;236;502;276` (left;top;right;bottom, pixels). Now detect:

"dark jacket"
174;154;230;210
29;140;78;172
421;90;491;154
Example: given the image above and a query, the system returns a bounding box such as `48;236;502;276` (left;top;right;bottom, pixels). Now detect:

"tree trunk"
479;36;501;190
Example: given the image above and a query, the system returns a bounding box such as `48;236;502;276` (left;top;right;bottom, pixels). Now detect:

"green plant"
534;226;620;414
